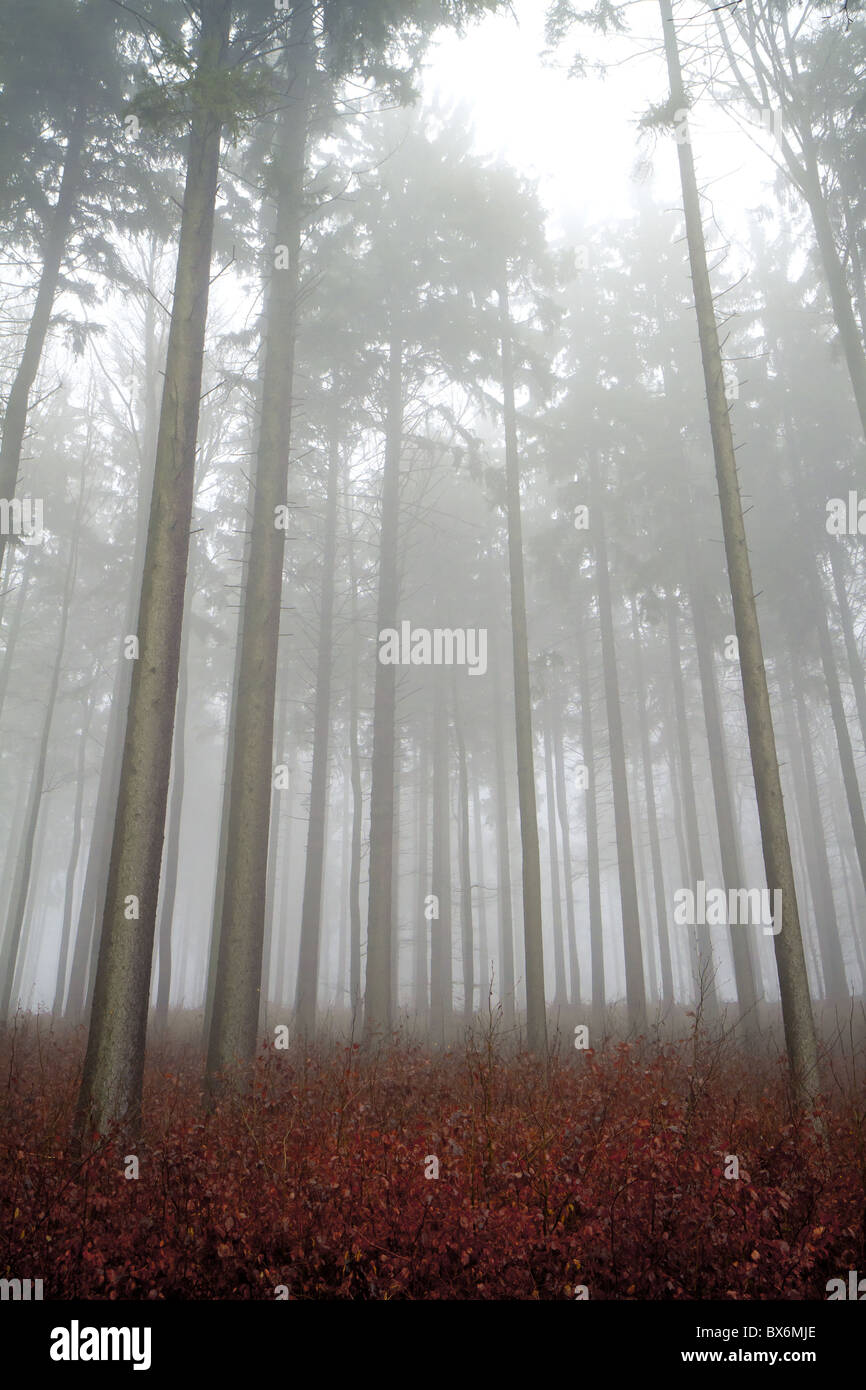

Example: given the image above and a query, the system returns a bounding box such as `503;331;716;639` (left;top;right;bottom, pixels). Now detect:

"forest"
1;0;865;1312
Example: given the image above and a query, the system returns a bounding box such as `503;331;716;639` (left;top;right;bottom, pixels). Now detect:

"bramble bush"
1;1014;864;1299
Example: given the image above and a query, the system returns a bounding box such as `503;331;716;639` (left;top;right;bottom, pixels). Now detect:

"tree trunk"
499;286;547;1053
74;0;234;1138
206;10;312;1088
542;693;567;1006
471;774;490;1008
550;682;580;1006
828;546;866;752
688;569;760;1033
364;325;403;1041
296;421;341;1035
1;475;81;1020
415;730;430;1020
660;0;819;1102
153;588;192;1034
589;452;647;1034
492;662;515;1029
454;677;475;1021
576;616;605;1037
54;681;95;1015
665;590;718;1014
630;605;674;1008
430;681;452;1045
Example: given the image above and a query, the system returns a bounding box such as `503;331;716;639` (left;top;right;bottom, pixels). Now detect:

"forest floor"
1;1013;864;1299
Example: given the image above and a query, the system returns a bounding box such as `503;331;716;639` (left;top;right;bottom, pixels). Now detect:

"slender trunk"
689;571;759;1032
829;547;866;752
296;423;340;1035
54;684;95;1015
660;0;819;1102
542;695;567;1006
66;256;161;1022
75;0;234;1138
492;666;515;1029
153;597;191;1033
550;684;580;1006
589;454;646;1034
415;731;430;1019
206;11;312;1087
811;574;866;899
783;668;848;1000
499;286;547;1053
471;774;490;1008
453;678;474;1021
345;484;363;1020
430;682;452;1045
1;487;81;1020
576;617;605;1036
363;325;403;1041
665;590;718;1013
631;606;674;1008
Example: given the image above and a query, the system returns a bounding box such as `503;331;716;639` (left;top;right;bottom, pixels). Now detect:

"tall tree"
75;0;236;1138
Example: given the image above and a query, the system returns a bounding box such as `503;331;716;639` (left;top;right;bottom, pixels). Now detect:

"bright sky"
421;0;790;250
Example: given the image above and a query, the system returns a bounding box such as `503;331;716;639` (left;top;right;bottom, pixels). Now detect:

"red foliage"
1;1021;864;1299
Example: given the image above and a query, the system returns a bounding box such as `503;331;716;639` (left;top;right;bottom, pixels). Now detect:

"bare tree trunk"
2;472;82;1021
499;286;547;1053
454;678;474;1021
66;252;162;1023
811;573;866;898
493;664;515;1029
829;546;866;751
152;591;191;1034
660;0;819;1102
589;453;646;1034
206;10;312;1088
542;693;567;1007
364;325;403;1041
430;681;452;1045
630;605;674;1008
550;682;580;1006
471;773;490;1008
345;483;363;1020
415;729;430;1020
665;590;718;1014
576;616;605;1036
54;681;95;1015
688;569;759;1033
296;421;341;1035
783;668;848;1000
74;0;234;1138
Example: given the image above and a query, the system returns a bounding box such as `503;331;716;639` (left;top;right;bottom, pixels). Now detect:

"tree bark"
363;324;403;1041
499;286;547;1053
206;9;312;1088
296;420;341;1035
660;0;819;1102
75;0;234;1137
589;452;647;1034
